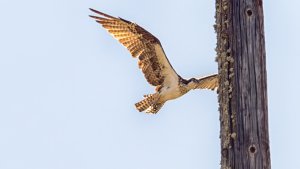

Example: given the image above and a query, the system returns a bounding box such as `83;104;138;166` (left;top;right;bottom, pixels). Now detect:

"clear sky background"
0;0;299;169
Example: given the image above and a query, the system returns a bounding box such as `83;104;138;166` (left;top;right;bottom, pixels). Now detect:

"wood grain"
215;0;271;168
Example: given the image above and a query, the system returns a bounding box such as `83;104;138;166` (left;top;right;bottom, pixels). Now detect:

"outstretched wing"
195;74;219;90
89;8;179;89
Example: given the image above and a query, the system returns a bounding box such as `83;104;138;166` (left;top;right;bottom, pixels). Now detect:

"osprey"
89;8;218;114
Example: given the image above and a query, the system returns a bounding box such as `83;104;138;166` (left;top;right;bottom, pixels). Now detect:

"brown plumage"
89;8;219;114
89;8;166;87
194;74;219;89
135;93;162;113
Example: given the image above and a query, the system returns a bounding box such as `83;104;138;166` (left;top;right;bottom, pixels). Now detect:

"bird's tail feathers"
135;93;163;114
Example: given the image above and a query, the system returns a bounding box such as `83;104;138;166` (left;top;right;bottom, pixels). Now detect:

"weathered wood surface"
215;0;271;168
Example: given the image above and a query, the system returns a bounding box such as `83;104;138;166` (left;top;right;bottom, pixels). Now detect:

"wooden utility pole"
215;0;271;168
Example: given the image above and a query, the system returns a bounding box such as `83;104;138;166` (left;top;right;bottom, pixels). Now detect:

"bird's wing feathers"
195;74;219;90
89;8;179;88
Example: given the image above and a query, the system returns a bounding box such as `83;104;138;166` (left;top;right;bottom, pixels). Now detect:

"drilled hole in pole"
249;145;257;154
246;9;253;16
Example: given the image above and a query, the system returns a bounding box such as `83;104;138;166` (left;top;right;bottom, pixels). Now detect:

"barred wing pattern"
89;8;179;89
195;74;219;90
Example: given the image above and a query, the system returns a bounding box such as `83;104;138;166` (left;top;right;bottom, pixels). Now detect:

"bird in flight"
89;8;218;114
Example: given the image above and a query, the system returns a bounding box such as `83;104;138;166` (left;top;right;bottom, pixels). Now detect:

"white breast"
158;85;184;102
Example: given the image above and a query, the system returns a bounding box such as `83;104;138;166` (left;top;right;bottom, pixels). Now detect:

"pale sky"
0;0;299;169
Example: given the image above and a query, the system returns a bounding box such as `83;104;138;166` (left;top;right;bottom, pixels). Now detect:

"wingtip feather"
89;15;104;20
89;8;116;19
